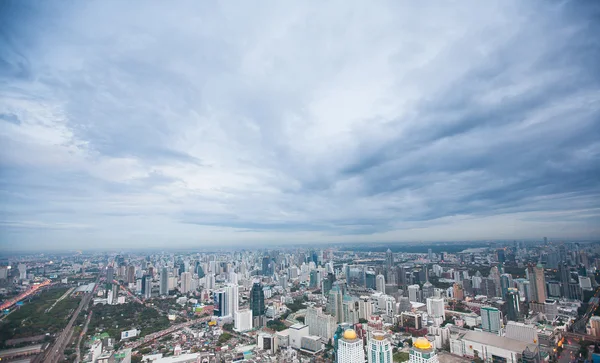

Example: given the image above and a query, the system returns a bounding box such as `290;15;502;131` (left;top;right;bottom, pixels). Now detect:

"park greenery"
0;287;80;348
394;351;410;362
88;302;170;341
266;319;288;331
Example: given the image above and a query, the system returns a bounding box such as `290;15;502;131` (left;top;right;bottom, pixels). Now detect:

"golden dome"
413;337;432;350
343;329;358;340
372;331;386;340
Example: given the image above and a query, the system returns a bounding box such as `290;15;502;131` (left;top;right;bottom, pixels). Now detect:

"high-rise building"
453;283;464;300
180;272;192;294
250;282;266;327
497;249;506;264
328;283;344;323
376;274;386;293
366;271;376;290
234;309;252;332
409;337;438;363
560;263;571;298
337;329;365;363
106;266;114;282
214;290;226;317
408;284;420;303
426;298;445;326
225;283;239;317
500;274;512;300
160;267;169;296
367;331;393;363
127;265;136;284
386;249;393;270
422;281;435;300
533;264;546;302
588;316;600;337
262;256;273;276
306;306;337;341
506;288;521;321
428;249;433;261
481;306;501;334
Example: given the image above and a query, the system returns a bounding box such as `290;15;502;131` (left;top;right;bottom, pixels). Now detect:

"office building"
506;288;521;321
234;309;252;332
251;282;266;327
386;249;393;270
367;331;393;363
180;272;192;294
505;321;538;344
409;337;438;363
106;266;114;282
337;329;365;363
306;306;337;341
160;267;168;296
408;284;421;303
427;298;445;326
588;316;600;337
481;306;501;334
376;274;386;293
214;290;226;317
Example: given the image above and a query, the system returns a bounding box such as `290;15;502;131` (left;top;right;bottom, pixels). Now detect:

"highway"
36;279;98;363
74;310;93;363
0;279;52;310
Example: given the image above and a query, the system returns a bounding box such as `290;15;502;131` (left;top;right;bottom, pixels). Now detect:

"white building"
289;323;309;350
588;316;600;337
234;309;252;332
408;285;421;303
450;330;539;363
409;337;438;363
359;296;375;320
505;321;538;344
426;298;445;326
180;272;192;294
481;306;502;334
338;329;365;363
367;331;393;363
376;274;386;293
305;306;337;341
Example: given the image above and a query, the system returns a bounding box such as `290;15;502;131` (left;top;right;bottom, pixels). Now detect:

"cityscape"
1;0;600;363
1;241;600;363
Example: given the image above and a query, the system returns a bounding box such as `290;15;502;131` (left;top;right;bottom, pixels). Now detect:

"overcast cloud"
1;0;599;250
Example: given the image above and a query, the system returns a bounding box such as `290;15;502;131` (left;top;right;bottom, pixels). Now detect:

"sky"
1;1;599;251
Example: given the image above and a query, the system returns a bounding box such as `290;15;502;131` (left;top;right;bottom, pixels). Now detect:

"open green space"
0;287;80;348
88;303;170;341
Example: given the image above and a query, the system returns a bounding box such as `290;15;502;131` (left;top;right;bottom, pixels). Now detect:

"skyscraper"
180;272;192;294
367;331;393;363
250;282;266;327
160;267;168;296
376;274;385;293
366;271;376;290
337;329;365;363
560;263;570;298
426;297;445;326
408;284;420;303
328;283;344;323
481;306;501;334
531;264;546;302
500;273;511;300
106;266;114;282
385;249;393;270
506;288;521;321
127;265;135;284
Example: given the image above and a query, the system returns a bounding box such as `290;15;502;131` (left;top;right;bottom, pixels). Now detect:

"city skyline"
1;1;600;250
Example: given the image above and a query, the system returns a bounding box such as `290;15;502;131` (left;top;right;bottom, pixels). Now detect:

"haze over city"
1;0;600;251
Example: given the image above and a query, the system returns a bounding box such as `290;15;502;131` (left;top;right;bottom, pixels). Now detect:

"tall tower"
385;249;393;270
337;329;365;363
250;282;266;327
409;337;438;363
426;298;445;326
376;274;386;293
534;264;546;302
367;331;392;363
160;267;169;296
506;288;521;321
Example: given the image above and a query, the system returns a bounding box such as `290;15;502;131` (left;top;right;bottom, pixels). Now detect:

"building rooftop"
462;331;536;352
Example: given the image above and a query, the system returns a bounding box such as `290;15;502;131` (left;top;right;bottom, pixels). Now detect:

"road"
74;310;93;363
36;280;98;363
0;279;52;310
572;286;600;333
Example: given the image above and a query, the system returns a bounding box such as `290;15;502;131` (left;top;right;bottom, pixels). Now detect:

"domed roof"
413;337;432;350
343;329;358;340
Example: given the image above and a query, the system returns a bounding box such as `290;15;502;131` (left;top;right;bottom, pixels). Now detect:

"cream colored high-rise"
367;331;392;363
338;329;365;363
